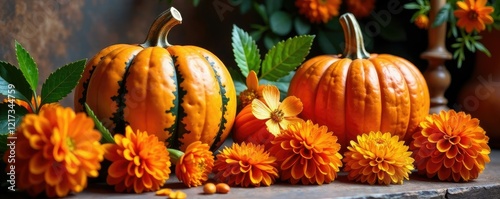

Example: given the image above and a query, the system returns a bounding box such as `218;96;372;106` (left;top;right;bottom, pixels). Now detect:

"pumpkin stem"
339;13;370;59
140;7;182;48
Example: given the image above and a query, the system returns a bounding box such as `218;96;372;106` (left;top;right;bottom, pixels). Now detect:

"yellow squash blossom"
252;85;303;135
411;110;491;182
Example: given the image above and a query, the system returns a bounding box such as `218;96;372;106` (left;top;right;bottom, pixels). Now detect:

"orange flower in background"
3;105;104;197
414;14;429;29
213;142;279;187
103;126;171;193
343;131;414;185
171;141;214;187
269;120;343;185
454;0;494;33
252;85;303;135
295;0;342;23
239;70;264;108
411;110;491;182
346;0;375;18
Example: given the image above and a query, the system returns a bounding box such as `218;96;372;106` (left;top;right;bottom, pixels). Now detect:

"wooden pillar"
420;0;452;114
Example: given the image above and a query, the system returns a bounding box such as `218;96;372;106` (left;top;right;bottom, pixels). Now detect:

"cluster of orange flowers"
413;0;494;32
229;70;491;187
2;71;492;198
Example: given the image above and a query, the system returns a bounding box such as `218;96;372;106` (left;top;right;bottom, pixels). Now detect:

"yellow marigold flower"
269;120;343;185
414;14;429;29
411;110;491;182
343;131;414;185
3;105;104;197
454;0;494;33
239;70;264;108
103;126;171;193
346;0;375;18
170;141;214;187
295;0;342;23
252;85;303;135
213;142;279;187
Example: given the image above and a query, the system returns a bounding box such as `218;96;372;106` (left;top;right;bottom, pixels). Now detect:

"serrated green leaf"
269;11;292;36
15;41;39;93
260;35;315;81
0;102;28;136
431;3;450;28
85;103;115;144
232;25;262;78
0;61;33;102
41;59;86;105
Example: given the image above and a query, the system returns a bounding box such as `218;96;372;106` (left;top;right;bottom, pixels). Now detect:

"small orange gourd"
74;7;237;151
288;13;430;149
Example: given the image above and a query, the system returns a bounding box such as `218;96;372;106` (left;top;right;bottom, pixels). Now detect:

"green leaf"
259;71;295;100
0;61;32;102
474;42;491;57
0;102;28;136
85;103;115;144
403;3;421;10
232;25;262;78
253;3;268;23
263;33;281;50
294;16;311;35
260;35;315;81
15;41;38;93
40;59;86;105
431;3;450;28
269;11;292;36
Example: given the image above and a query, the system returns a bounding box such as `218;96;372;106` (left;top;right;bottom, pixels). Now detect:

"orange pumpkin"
232;105;275;149
288;13;430;150
74;7;237;151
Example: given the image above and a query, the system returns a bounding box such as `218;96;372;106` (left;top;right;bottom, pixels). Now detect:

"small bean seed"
203;183;216;194
215;183;230;194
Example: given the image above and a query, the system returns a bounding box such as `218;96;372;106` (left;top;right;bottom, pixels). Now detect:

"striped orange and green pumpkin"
74;7;237;152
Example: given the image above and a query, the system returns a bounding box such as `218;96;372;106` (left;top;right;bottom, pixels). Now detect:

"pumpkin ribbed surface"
74;8;236;151
288;13;429;150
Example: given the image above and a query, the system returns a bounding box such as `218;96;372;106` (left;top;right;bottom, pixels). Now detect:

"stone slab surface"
3;147;500;199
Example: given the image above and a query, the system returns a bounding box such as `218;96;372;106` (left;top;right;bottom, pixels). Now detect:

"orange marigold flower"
414;14;429;29
252;85;303;135
103;126;171;193
454;0;494;33
239;70;264;108
213;142;279;187
343;131;415;185
170;141;214;187
269;120;343;185
295;0;342;23
3;105;104;197
411;110;491;182
346;0;375;18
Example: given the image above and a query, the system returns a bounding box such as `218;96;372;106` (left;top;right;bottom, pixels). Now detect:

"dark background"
0;0;475;109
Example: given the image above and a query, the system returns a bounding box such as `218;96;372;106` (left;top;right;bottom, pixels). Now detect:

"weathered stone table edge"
4;149;500;199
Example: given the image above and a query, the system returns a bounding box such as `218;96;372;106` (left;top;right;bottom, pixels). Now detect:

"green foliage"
0;41;87;154
85;103;115;144
41;59;86;105
231;24;314;99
